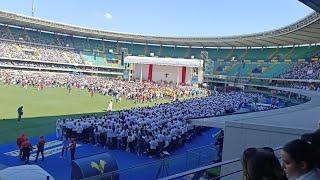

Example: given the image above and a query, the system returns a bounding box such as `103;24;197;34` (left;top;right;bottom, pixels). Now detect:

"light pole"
31;0;35;17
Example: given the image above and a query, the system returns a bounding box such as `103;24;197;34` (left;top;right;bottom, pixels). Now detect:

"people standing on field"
67;82;72;95
60;134;69;159
21;137;32;164
69;138;76;161
115;93;121;102
35;135;46;162
17;106;23;122
107;100;113;111
17;133;26;160
89;87;94;98
0;69;208;103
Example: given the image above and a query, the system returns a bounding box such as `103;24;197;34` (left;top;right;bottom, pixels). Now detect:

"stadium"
0;0;319;180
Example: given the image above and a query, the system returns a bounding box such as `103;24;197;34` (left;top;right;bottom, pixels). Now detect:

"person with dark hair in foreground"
281;139;320;180
242;147;287;180
301;129;320;168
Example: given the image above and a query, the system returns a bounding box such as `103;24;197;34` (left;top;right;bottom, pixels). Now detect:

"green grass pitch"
0;84;172;144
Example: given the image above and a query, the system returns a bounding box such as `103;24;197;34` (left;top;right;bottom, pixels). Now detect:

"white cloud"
104;13;113;20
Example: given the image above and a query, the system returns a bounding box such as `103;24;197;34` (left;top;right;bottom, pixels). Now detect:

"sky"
0;0;314;37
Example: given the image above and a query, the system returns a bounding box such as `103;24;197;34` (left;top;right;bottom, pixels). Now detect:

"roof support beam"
276;36;309;44
256;38;281;46
293;31;320;39
285;33;315;42
269;37;294;45
242;39;265;47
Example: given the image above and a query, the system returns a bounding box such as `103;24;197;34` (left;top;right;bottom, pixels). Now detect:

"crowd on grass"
0;69;209;102
55;91;272;157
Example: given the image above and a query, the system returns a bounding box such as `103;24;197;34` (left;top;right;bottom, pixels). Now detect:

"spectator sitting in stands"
301;129;320;169
281;139;320;180
242;147;287;180
280;61;320;80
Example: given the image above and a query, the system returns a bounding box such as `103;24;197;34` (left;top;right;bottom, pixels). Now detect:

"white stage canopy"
124;56;203;68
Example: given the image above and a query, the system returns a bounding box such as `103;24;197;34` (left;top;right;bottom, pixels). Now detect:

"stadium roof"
0;10;319;47
299;0;320;13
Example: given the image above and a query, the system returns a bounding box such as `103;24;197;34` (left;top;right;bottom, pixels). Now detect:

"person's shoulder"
305;168;320;180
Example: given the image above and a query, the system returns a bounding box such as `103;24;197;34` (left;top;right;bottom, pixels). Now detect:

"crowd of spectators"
280;61;320;80
0;59;123;75
0;60;65;69
0;41;83;64
271;81;320;92
56;91;266;157
0;60;101;72
287;83;320;91
0;26;62;46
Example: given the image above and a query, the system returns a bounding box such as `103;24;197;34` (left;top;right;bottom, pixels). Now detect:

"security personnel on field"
70;138;77;160
35;135;46;162
21;137;32;164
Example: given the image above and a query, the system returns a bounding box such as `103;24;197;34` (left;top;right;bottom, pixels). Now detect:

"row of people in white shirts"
57;96;255;136
56;91;262;144
58;117;189;148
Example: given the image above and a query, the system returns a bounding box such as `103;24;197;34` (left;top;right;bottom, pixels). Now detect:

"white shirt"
107;101;113;111
296;169;320;180
149;140;157;149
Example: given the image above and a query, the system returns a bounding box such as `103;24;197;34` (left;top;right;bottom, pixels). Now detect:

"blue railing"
81;144;219;180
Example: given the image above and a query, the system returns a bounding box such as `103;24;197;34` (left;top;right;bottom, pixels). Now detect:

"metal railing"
80;145;283;180
81;144;219;180
159;146;282;180
159;158;240;180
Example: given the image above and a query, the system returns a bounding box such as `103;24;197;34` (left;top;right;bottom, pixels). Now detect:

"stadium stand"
0;22;319;80
0;8;319;180
146;45;161;57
